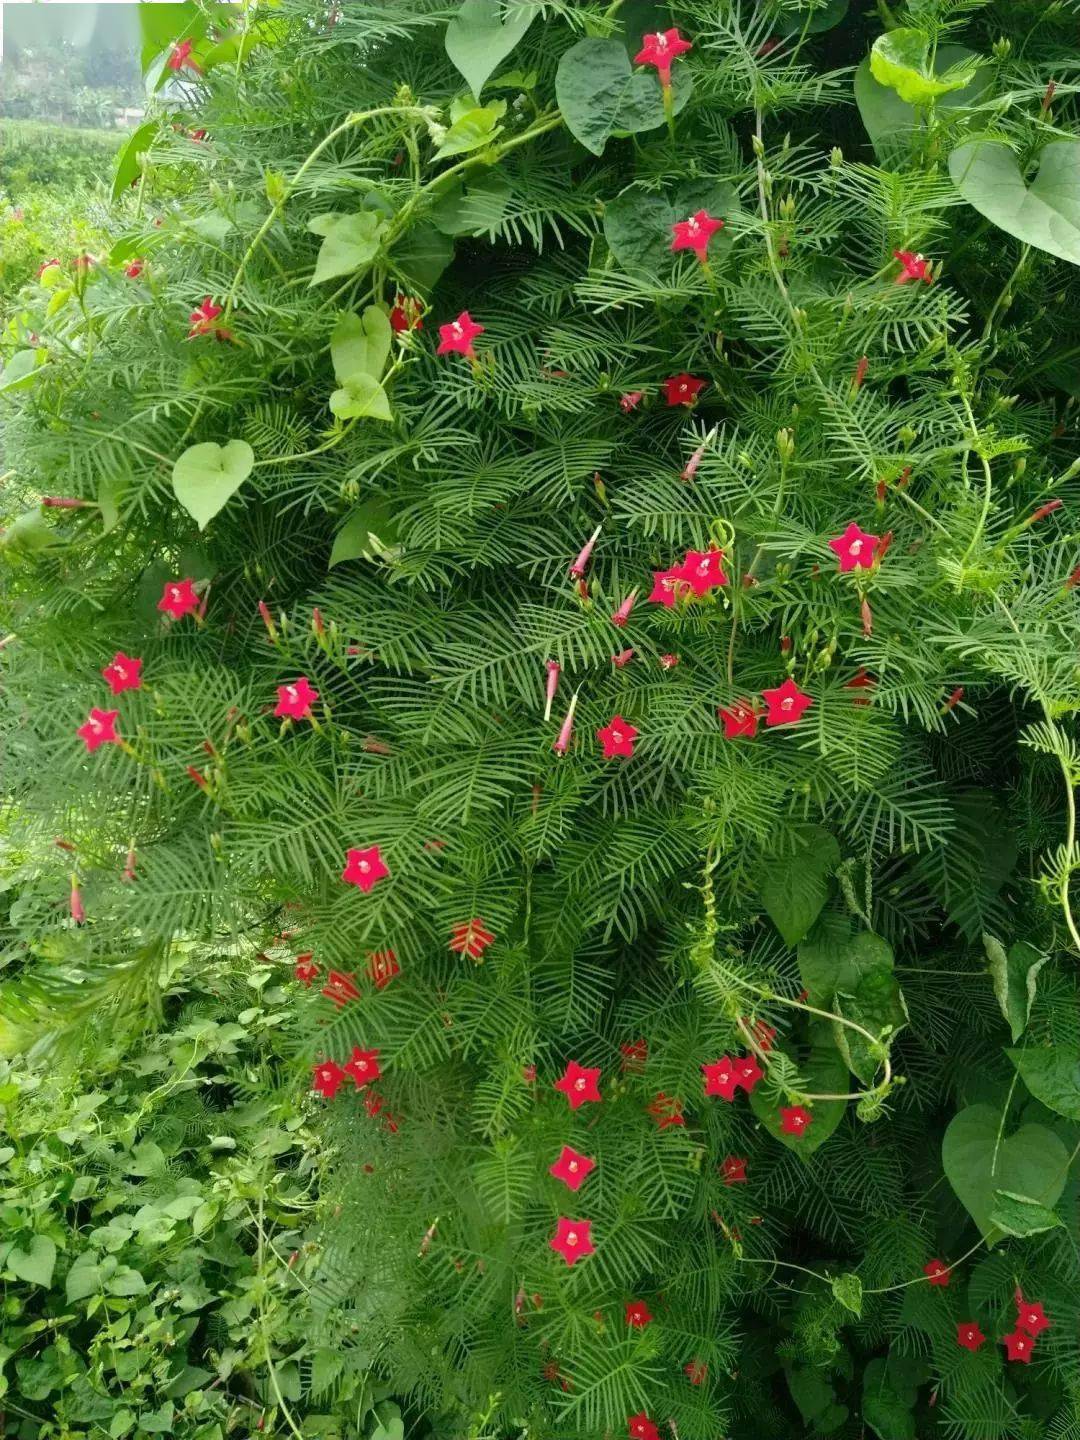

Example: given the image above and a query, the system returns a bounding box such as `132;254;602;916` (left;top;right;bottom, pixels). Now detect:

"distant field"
0;118;122;197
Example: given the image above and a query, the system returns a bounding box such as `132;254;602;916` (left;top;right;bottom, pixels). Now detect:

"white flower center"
850;539;863;555
655;34;669;50
568;1161;579;1172
359;860;370;873
171;587;182;600
566;1231;578;1245
781;697;793;711
452;323;463;338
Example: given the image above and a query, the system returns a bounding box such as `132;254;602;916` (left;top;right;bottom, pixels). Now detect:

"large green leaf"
433;102;506;159
870;28;980;107
833;965;907;1086
7;1235;56;1288
603;180;738;275
941;1103;1068;1244
432;171;512;236
749;1026;847;1157
798;919;892;1004
171;440;255;530
854;45;989;158
773;0;849;36
390;221;455;292
329;374;393;423
555;37;692;157
949;140;1080;268
862;1357;923;1440
331;308;392;385
0;349;43;394
111;121;158;202
444;0;535;100
1006;1045;1080;1120
983;935;1048;1042
758;826;840;947
307;212;386;286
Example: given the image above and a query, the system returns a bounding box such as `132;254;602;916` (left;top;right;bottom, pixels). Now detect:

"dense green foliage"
2;2;1080;1438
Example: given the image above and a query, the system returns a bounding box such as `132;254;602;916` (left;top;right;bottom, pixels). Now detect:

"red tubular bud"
861;597;873;637
1042;79;1057;113
1027;498;1063;526
258;600;277;641
852;355;869;392
552;692;579;754
610;591;638;628
544;660;561;720
569;526;601;579
187;766;209;790
312;606;326;637
69;877;86;925
1066;565;1080;590
42;496;90;509
943;686;964;714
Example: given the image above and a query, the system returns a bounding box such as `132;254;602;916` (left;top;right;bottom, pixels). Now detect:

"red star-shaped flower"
367;949;399;989
554;1060;602;1109
1003;1327;1035;1363
166;38;200;71
720;700;759;740
102;652;142;695
663;373;707;407
761;677;813;727
780;1105;814;1136
634;27;692;87
342;845;389;892
625;1299;653;1328
685;1359;707;1386
549;1217;594;1266
733;1055;764;1093
923;1258;951;1287
597;715;639;759
628;1414;661;1440
389;295;423;333
321;970;360;1009
1016;1298;1051;1337
894;249;931;285
274;677;319;720
648;565;686;607
158;577;200;619
188;297;232;341
77;708;120;753
720;1155;747;1185
344;1046;381;1088
449;918;495;960
702;1056;738;1101
828;522;881;573
671;210;724;262
620;390;644;413
957;1322;986;1352
549;1145;596;1192
678;547;728;594
294;953;319;986
312;1060;345;1099
437;310;483;358
125;259;144;279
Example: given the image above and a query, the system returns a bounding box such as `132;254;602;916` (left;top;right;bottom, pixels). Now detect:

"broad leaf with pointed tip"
7;1235;56;1288
111;120;159;202
331;308;392;385
330;374;393;422
941;1103;1068;1244
445;0;535;100
172;440;255;530
949;140;1080;268
308;212;386;286
757;826;840;947
854;45;989;158
329;500;402;567
870;28;980;107
749;1025;848;1157
555;37;692;157
604;180;738;276
983;934;1048;1041
1006;1045;1080;1120
434;102;506;159
990;1189;1063;1239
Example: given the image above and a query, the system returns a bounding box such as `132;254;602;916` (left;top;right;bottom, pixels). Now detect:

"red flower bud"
1027;498;1063;525
852;355;869;392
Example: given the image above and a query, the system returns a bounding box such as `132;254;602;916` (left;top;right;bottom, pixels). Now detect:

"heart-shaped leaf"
757;826;841;947
854;45;990;158
432;171;512;236
870;28;981;107
445;0;534;100
949;139;1080;268
8;1234;56;1288
329;374;393;423
983;934;1048;1041
329;500;402;567
434;102;506;159
942;1103;1068;1243
0;349;43;394
331;308;392;385
833;964;908;1086
749;1026;848;1156
798;918;893;1005
831;1272;862;1316
555;37;692;157
1006;1045;1080;1120
308;212;385;286
990;1189;1063;1239
172;440;254;530
390;222;455;292
604;180;739;275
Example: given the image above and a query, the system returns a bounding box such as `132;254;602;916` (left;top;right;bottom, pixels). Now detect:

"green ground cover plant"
2;1;1080;1437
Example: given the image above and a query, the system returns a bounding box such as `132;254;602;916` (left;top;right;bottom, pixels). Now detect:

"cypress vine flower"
596;715;638;759
188;298;233;341
549;1217;594;1266
633;28;692;88
390;295;423;332
624;1300;652;1328
720;700;759;739
957;1322;986;1352
321;970;360;1008
342;845;389;891
648;565;686;607
761;678;813;726
312;1060;346;1099
274;677;319;719
779;1105;813;1136
702;1056;738;1100
733;1055;763;1093
1003;1329;1035;1363
294;954;319;985
720;1156;747;1185
923;1259;951;1286
548;1145;595;1192
678;547;728;593
344;1046;381;1087
663;373;707;406
670;210;724;262
367;949;399;988
449;918;495;960
893;249;932;284
1015;1296;1051;1336
167;39;201;72
157;578;200;619
77;708;120;752
628;1413;661;1440
437;311;483;358
829;522;881;572
102;653;142;695
553;1060;601;1108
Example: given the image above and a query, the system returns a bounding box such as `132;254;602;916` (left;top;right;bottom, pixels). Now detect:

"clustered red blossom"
946;1282;1052;1362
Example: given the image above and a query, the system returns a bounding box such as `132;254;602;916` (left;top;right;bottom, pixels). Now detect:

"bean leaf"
308;212;385;286
329;373;393;423
942;1103;1068;1243
983;934;1048;1041
331;308;392;385
445;0;534;101
1006;1044;1080;1120
757;826;840;947
870;28;981;107
7;1235;56;1288
555;37;692;157
989;1189;1063;1239
949;139;1080;268
172;440;255;530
